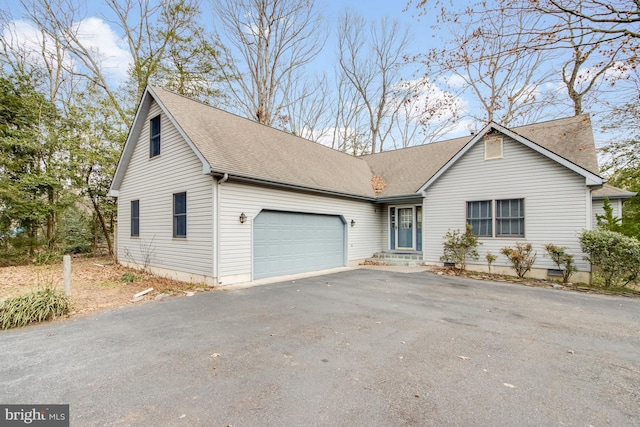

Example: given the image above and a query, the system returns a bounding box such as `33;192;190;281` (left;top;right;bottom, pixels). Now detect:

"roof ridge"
361;114;591;158
150;85;370;165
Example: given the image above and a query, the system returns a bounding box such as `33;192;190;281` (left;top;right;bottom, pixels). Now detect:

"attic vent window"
484;135;503;160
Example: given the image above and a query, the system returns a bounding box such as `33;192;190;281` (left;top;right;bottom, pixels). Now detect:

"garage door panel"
253;210;345;280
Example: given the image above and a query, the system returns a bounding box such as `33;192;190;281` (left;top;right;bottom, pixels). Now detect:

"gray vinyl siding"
218;182;381;282
117;101;213;277
591;199;623;229
423;135;591;272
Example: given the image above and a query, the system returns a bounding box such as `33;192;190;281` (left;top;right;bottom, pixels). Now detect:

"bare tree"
560;9;628;115
211;0;325;126
410;0;636;118
390;78;462;148
275;74;332;142
539;0;640;41
337;11;417;153
329;72;369;154
17;0;213;122
425;8;558;127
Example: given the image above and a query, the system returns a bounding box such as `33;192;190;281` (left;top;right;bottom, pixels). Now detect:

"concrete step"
365;252;425;266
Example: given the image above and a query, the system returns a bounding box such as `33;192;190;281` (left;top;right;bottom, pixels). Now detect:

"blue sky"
1;0;629;145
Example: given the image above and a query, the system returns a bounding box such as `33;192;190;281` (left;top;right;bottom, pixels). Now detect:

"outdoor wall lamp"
239;212;247;224
350;219;356;227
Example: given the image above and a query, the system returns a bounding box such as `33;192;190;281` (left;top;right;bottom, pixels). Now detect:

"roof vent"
484;135;503;160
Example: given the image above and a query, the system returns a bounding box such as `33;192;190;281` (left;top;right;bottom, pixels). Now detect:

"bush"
543;244;576;284
500;242;537;278
32;250;63;266
580;229;640;287
58;208;94;254
441;224;480;272
120;272;138;283
0;288;70;329
485;252;497;273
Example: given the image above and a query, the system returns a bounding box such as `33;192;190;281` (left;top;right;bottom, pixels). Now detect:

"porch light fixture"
239;212;247;224
350;219;356;227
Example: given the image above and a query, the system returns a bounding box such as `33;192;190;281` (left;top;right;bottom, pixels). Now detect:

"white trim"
147;87;210;172
389;204;418;251
418;122;604;194
109;87;212;196
484;136;503;160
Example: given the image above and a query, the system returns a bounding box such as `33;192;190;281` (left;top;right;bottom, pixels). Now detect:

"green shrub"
500;242;537;278
0;288;70;329
58;208;94;254
580;229;640;287
441;224;480;272
32;250;63;266
120;272;138;283
544;244;576;284
485;252;497;273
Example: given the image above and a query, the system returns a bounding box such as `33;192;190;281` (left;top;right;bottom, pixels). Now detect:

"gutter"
374;194;424;203
209;171;377;202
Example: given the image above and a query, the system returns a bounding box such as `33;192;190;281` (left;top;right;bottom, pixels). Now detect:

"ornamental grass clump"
0;287;70;329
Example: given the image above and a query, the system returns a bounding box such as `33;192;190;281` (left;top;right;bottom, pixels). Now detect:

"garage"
253;210;346;280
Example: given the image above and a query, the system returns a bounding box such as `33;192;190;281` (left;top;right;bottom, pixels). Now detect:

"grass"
0;287;70;329
120;272;138;283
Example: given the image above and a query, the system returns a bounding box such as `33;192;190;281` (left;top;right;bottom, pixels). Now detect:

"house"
108;86;634;285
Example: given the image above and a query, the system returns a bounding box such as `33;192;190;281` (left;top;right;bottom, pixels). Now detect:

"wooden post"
63;255;71;296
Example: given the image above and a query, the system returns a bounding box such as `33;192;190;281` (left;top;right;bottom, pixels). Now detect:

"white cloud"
4;17;131;82
75;17;131;80
437;73;468;89
3;20;76;71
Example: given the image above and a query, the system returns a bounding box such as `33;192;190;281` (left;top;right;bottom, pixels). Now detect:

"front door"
397;207;414;250
390;205;422;251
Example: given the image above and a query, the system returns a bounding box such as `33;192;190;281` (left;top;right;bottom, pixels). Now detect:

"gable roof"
110;87;604;200
364;115;603;197
110;86;377;199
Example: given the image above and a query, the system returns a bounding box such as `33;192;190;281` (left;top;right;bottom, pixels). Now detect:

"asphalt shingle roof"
150;87;606;199
363;115;600;197
592;184;637;199
152;86;376;198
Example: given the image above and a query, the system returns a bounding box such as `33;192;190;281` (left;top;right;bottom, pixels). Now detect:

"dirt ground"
0;256;214;316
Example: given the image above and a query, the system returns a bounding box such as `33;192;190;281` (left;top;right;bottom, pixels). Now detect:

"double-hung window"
173;192;187;238
466;199;524;238
131;200;140;237
496;199;524;237
150;115;161;158
467;200;492;237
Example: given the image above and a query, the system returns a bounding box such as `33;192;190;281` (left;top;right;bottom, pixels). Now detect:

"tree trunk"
85;167;113;257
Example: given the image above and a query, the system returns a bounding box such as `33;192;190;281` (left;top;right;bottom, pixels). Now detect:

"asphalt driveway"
1;269;639;426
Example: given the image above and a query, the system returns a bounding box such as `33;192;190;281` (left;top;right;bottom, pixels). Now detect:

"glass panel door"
397;207;414;249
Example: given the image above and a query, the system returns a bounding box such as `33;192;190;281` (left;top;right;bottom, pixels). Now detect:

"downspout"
215;173;229;284
587;186;597;285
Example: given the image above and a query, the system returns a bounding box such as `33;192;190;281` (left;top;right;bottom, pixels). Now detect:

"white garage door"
253;210;346;280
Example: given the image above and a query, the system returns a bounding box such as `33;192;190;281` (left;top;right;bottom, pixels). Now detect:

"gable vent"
484;136;503;160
